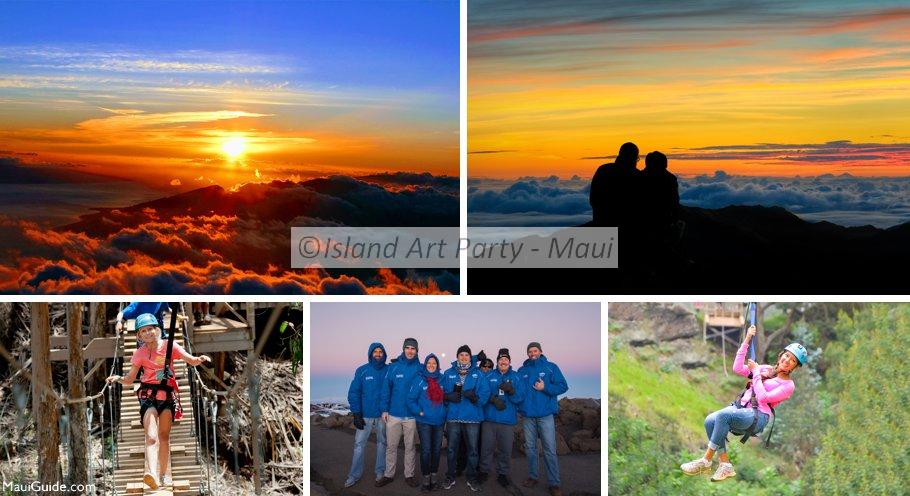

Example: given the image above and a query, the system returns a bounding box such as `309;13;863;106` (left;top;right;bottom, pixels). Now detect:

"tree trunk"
67;303;89;490
246;302;263;494
86;303;107;421
31;303;61;485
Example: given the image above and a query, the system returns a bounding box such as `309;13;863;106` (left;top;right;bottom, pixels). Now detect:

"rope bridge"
0;303;252;496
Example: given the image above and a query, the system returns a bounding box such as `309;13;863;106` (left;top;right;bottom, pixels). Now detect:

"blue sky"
0;1;458;90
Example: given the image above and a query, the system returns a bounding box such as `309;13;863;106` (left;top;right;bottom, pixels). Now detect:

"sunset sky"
0;1;458;190
469;1;910;179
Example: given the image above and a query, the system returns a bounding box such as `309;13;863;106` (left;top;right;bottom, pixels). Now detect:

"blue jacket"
442;361;489;423
517;355;568;418
407;354;446;426
347;342;388;418
482;367;525;425
381;352;421;418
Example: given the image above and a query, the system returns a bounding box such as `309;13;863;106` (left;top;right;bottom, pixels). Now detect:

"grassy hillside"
609;347;800;495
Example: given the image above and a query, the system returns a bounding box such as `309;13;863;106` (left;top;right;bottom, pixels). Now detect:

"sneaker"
680;457;712;475
406;476;420;488
521;478;538;488
548;486;563;496
142;473;159;490
443;477;456;490
711;462;736;482
161;475;173;487
375;476;394;487
466;479;482;492
496;474;509;488
344;478;358;488
421;475;432;492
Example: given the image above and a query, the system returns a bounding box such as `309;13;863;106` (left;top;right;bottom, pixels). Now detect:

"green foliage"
609;349;799;495
803;304;910;495
279;320;303;374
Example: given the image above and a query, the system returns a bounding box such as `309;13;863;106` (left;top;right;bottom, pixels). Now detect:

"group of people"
345;339;569;495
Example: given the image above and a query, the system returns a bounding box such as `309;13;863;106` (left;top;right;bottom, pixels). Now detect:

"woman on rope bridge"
106;313;212;490
680;325;807;482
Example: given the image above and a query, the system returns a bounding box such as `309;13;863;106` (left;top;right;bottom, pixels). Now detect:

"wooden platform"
112;316;202;496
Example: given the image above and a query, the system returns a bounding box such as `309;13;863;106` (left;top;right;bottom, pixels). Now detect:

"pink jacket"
733;339;794;415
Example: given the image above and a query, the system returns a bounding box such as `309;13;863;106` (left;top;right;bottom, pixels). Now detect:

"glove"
353;413;365;430
445;390;462;403
477;350;487;366
498;381;515;395
463;388;479;404
490;395;506;411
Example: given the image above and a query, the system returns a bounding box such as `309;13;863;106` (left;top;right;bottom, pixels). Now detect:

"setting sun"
221;137;247;159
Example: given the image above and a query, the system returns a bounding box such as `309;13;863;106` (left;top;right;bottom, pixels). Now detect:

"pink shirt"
130;340;186;400
733;339;794;415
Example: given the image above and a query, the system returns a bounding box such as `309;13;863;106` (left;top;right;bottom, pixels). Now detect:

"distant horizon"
469;170;910;228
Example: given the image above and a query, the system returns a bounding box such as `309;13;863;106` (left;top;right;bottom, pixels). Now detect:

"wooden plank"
125;482;145;493
49;334;91;348
192;327;250;343
129;445;187;457
191;339;253;353
50;337;119;361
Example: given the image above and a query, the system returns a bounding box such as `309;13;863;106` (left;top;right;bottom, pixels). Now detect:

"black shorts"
138;398;176;425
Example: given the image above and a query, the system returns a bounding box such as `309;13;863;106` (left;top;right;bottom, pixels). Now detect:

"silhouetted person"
589;142;641;228
640;150;687;276
641;151;680;227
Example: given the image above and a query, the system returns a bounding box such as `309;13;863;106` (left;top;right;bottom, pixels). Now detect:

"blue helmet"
135;313;159;330
784;342;808;366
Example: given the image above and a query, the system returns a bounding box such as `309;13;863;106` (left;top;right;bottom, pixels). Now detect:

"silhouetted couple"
589;142;684;276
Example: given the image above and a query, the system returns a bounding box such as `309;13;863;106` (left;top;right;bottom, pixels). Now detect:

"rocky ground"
311;398;600;496
609;302;715;369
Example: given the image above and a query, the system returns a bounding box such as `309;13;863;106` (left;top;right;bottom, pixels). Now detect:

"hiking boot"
443;477;456;490
406;476;420;488
496;474;509;488
680;457;712;475
521;478;538;488
548;486;563;496
466;479;482;492
375;476;394;487
420;475;432;492
711;462;736;482
343;477;358;488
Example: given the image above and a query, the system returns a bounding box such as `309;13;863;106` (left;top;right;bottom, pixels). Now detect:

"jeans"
523;415;560;487
346;417;386;483
446;422;480;481
417;422;444;475
479;421;514;476
705;405;769;453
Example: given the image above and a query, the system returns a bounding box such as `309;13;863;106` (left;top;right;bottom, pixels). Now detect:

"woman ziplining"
680;324;808;482
106;312;211;490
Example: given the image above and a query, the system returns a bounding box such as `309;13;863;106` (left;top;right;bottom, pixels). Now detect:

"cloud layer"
469;172;910;228
0;174;458;294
